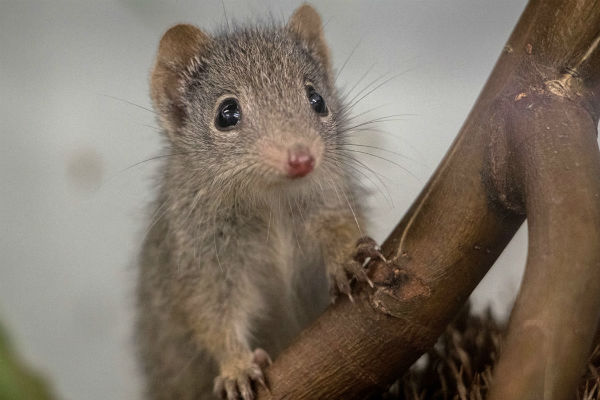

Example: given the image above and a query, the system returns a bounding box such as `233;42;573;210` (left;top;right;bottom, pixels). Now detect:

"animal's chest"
251;217;329;354
271;216;326;294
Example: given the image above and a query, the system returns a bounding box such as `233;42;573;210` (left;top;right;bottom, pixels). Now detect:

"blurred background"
0;1;532;399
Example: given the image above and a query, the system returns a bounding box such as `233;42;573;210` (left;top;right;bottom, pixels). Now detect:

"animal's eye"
306;86;328;116
215;98;241;130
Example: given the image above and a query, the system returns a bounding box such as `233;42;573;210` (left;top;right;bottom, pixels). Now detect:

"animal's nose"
287;146;315;178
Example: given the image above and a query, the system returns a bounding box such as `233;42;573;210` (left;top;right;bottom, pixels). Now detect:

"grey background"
1;1;530;399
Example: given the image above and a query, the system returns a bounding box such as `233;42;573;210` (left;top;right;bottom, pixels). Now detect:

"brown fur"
288;4;332;74
136;4;366;399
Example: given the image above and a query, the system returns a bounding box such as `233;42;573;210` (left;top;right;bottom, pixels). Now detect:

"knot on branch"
367;255;431;319
545;71;584;100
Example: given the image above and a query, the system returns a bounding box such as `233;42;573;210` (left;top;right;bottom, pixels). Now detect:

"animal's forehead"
207;28;320;89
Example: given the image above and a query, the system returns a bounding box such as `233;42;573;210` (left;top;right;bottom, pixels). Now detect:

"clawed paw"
213;349;271;400
328;236;385;303
354;236;386;266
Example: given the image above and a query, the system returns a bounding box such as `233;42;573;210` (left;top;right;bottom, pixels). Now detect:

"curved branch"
488;88;600;400
487;0;600;398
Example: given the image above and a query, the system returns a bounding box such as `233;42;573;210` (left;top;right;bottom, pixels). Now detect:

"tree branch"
486;0;600;398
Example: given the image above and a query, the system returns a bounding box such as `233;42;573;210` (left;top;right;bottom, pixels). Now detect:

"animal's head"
150;4;349;201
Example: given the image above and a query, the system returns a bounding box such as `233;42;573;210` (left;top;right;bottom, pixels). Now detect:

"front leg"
175;241;273;400
311;209;381;302
178;279;270;400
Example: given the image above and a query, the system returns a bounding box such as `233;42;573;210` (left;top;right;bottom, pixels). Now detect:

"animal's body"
136;4;369;399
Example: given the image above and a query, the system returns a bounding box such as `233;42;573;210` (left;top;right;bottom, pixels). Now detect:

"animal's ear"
287;4;331;73
151;24;211;133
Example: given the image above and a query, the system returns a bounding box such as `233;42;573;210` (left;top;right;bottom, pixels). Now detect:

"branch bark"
486;0;600;398
257;0;600;398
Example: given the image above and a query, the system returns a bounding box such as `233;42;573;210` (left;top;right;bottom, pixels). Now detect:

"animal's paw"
213;348;271;400
354;236;386;266
327;236;385;303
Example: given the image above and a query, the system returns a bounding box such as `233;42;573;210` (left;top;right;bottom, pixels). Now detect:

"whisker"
221;0;230;32
341;63;376;104
325;171;344;206
293;196;306;225
185;188;205;220
143;124;162;132
341;67;416;115
328;152;394;206
336;151;393;182
344;107;416;123
355;114;415;123
321;167;363;235
127;152;199;172
340;118;406;134
340;185;363;236
340;65;382;107
99;93;156;115
312;167;329;202
341;142;428;170
342;126;393;135
335;39;363;83
143;199;170;243
324;156;391;207
102;151;201;187
340;148;419;180
339;143;413;161
344;104;389;123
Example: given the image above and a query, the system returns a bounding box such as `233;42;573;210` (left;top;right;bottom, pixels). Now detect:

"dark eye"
215;98;241;130
306;86;328;116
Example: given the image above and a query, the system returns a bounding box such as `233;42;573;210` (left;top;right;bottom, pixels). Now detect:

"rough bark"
256;0;600;398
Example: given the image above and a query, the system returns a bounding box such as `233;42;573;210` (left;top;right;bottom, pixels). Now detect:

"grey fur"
137;14;364;400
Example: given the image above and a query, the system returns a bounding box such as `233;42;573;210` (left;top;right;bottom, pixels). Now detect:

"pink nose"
287;147;315;178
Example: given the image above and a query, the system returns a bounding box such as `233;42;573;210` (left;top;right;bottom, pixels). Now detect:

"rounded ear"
287;4;331;73
150;24;211;133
